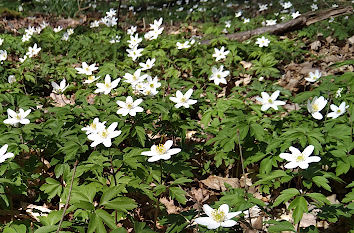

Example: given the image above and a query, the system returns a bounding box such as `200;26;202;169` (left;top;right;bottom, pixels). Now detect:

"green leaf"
273;188;300;207
169;187;187;204
40;178;62;200
34;226;57;233
267;220;295;232
88;212;107;233
100;186;122;206
104;197;137;212
135;126;146;147
306;193;331;206
289;196;308;224
95;209;116;230
171;177;193;186
312;176;331;191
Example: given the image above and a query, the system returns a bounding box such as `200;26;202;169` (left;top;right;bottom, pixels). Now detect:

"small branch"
56;160;79;233
116;0;122;29
201;6;353;44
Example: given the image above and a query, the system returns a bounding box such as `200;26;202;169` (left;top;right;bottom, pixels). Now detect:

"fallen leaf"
201;175;240;191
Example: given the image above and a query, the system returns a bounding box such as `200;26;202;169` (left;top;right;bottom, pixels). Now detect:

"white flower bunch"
84;120;121;148
144;18;164;40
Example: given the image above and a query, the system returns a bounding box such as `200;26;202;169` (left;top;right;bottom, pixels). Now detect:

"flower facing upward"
256;90;286;111
51;79;69;94
194;204;242;230
305;70;321;82
84;75;100;84
26;43;41;58
327;102;348;119
126;46;143;61
75;62;98;75
95;74;120;95
0;144;14;164
3;108;31;126
116;96;144;116
141;140;181;162
209;65;230;85
139;58;156;71
307;96;327;120
176;41;191;49
212;46;230;61
280;145;320;169
87;122;121;148
255;36;270;47
81;118;106;135
169;89;197;108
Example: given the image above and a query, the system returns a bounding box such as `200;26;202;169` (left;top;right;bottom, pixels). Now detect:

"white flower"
169;89;197;108
127;26;137;35
0;144;14;164
90;21;100;28
67;28;74;35
291;11;301;19
95;74;120;95
0;38;4;45
282;1;292;9
84;75;100;84
8;75;16;84
0;50;7;62
280;145;320;169
194;204;241;230
22;33;31;42
335;88;343;98
141;140;181;162
255;36;270;47
209;65;229;85
141;76;161;95
61;32;69;41
75;62;98;75
3;108;31;126
307;96;327;120
82;118;106;135
243;18;250;23
126;46;143;61
212;46;229;62
87;122;121;147
176;41;191;49
311;4;318;11
327;102;348;119
225;21;231;28
256;90;286;111
150;18;163;31
19;55;27;63
25;26;36;35
266;19;277;26
26;43;41;58
235;11;242;17
106;8;116;17
128;34;142;48
305;70;321;82
259;4;268;11
53;26;63;33
51;79;69;93
139;58;155;70
124;69;148;87
116;96;144;116
109;35;121;44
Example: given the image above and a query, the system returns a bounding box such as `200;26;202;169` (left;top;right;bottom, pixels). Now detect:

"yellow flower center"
211;209;226;223
268;99;273;104
150;83;154;88
312;103;319;112
85;67;90;72
101;130;108;138
217;74;221;78
105;83;111;88
90;123;96;130
16;114;21;120
88;76;94;80
127;103;133;109
180;97;187;103
156;144;166;155
132;75;137;81
336;109;341;113
296;154;305;162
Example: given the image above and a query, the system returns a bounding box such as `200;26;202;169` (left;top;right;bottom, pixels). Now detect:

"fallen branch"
201;6;353;44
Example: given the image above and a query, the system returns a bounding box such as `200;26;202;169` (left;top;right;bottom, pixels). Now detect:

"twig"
116;0;122;29
56;160;79;233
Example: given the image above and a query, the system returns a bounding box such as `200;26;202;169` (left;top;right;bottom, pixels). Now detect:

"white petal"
194;217;212;226
298;162;309;169
219;204;229;214
221;220;237;227
312;112;323;120
289;146;301;156
302;145;314;157
202;204;213;217
306;156;321;163
7;109;17;118
164;140;173;151
0;144;9;157
271;90;280;100
284;161;299;169
184;89;193;99
148;155;161;162
141;151;156;156
227;211;242;219
279;153;293;161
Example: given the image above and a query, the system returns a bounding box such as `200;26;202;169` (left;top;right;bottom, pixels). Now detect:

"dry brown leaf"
201;175;240;191
310;40;321;50
240;61;252;69
160;197;181;214
348;35;354;44
50;93;75;107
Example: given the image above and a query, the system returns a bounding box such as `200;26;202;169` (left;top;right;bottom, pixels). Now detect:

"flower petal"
219;204;229;214
302;145;314;157
202;204;213;217
221;219;237;227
